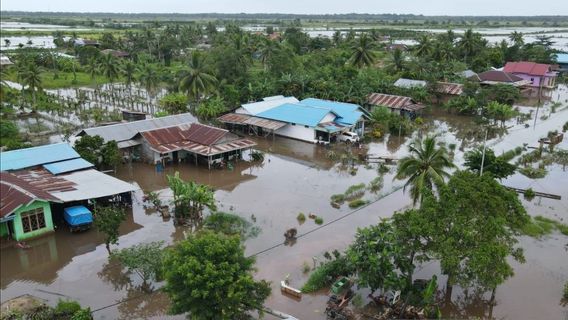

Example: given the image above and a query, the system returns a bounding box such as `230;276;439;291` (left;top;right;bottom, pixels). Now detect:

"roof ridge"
83;113;193;132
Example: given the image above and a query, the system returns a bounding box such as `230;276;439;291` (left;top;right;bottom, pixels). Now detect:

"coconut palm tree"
395;136;455;205
178;52;218;102
258;38;279;70
349;33;376;68
414;34;433;57
121;60;136;93
85;57;100;89
19;62;43;109
98;54;120;83
509;31;524;47
385;48;406;73
137;63;161;113
458;29;480;63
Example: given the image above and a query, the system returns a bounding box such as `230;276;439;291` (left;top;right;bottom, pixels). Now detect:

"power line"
90;184;406;314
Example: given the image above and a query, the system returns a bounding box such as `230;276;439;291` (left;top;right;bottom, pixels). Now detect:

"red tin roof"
0;172;61;217
504;62;551;76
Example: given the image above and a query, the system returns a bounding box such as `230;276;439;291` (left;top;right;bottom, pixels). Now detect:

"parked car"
337;131;360;143
63;206;93;232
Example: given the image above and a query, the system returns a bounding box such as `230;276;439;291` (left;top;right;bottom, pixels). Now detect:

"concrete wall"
275;124;316;143
12;201;54;241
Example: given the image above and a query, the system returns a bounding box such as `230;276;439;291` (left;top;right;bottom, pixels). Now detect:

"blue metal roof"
300;98;363;126
555;53;568;64
0;143;81;171
256;103;336;127
43;158;94;175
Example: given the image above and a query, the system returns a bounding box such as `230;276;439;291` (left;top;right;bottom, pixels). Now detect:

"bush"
524;188;536;201
343;183;366;200
314;217;324;225
301;256;352;293
348;199;368;208
54;300;82;316
330;194;345;203
297;212;306;224
519;166;547;179
564;282;568;300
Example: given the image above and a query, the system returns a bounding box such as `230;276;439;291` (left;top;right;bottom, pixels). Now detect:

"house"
503;61;557;88
394;78;427;89
473;70;531;87
76;113;196;158
101;49;130;58
0;143;137;240
554;53;568;72
219;97;367;144
137;123;256;168
386;43;408;52
73;39;100;47
0;172;61;241
0;55;14;67
367;93;426;117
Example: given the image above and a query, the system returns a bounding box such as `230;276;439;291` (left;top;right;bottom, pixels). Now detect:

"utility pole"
480;128;488;177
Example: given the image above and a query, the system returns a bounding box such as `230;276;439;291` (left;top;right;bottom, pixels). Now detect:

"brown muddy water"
2;87;568;320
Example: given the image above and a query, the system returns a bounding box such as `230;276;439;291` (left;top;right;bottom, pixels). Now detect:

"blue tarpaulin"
64;206;93;226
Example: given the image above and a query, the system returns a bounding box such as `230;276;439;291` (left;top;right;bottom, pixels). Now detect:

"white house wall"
275;124;315;143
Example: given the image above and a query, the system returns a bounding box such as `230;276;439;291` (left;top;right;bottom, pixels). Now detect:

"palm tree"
332;31;342;47
414;34;433;57
121;60;136;94
385;48;406;73
349;34;376;68
85;57;100;89
98;54;120;94
258;39;279;70
178;52;218;102
395;136;455;205
509;31;524;47
137;63;161;113
458;29;479;63
19;62;43;109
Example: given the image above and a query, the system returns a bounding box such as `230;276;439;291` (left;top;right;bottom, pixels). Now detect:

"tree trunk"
444;274;453;305
105;242;111;254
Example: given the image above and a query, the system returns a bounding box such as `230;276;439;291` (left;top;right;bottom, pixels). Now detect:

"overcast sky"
1;0;567;16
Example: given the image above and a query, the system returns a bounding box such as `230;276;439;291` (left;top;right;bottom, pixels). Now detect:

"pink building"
503;61;557;88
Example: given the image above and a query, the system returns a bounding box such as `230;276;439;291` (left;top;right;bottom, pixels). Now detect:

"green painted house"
0;172;61;241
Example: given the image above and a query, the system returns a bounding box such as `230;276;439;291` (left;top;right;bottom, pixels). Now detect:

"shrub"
297;212;306;224
314;217;324;225
250;151;265;162
343;183;366;200
348;199;368;209
54;300;82;316
564;282;568;300
521;216;554;238
368;176;383;192
330;194;345;204
301;256;352;293
524;188;536;201
302;261;311;274
519;166;547;179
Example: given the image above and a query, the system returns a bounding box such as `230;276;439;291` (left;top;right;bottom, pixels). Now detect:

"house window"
21;208;46;233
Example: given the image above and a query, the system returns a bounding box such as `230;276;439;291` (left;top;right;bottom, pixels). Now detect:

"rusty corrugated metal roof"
141;123;227;147
0;172;61;217
11;169;78;193
367;93;426;111
435;82;464;95
141;123;257;156
218;113;287;131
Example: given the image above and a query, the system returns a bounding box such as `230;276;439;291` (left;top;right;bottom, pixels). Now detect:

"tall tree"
349;33;376;68
458;29;480;63
178;52;218;102
464;147;516;179
258;38;279;70
94;206;127;254
415;34;433;57
163;231;271;319
395;136;455;204
18;61;43;110
386;48;406;73
420;171;529;303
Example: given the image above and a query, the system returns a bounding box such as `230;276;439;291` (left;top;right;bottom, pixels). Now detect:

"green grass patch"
521;215;568;238
301;257;351;293
314;217;324;225
330;193;345;203
297;212;306;224
348;199;368;209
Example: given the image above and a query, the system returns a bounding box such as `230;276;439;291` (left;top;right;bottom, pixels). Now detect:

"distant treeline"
2;11;568;23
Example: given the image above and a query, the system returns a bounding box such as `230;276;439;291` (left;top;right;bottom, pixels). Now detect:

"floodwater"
2;87;568;319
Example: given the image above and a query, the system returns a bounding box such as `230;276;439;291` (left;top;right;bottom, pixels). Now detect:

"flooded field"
1;86;568;319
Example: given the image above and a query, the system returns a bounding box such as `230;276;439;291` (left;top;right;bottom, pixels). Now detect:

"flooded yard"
1;86;568;319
